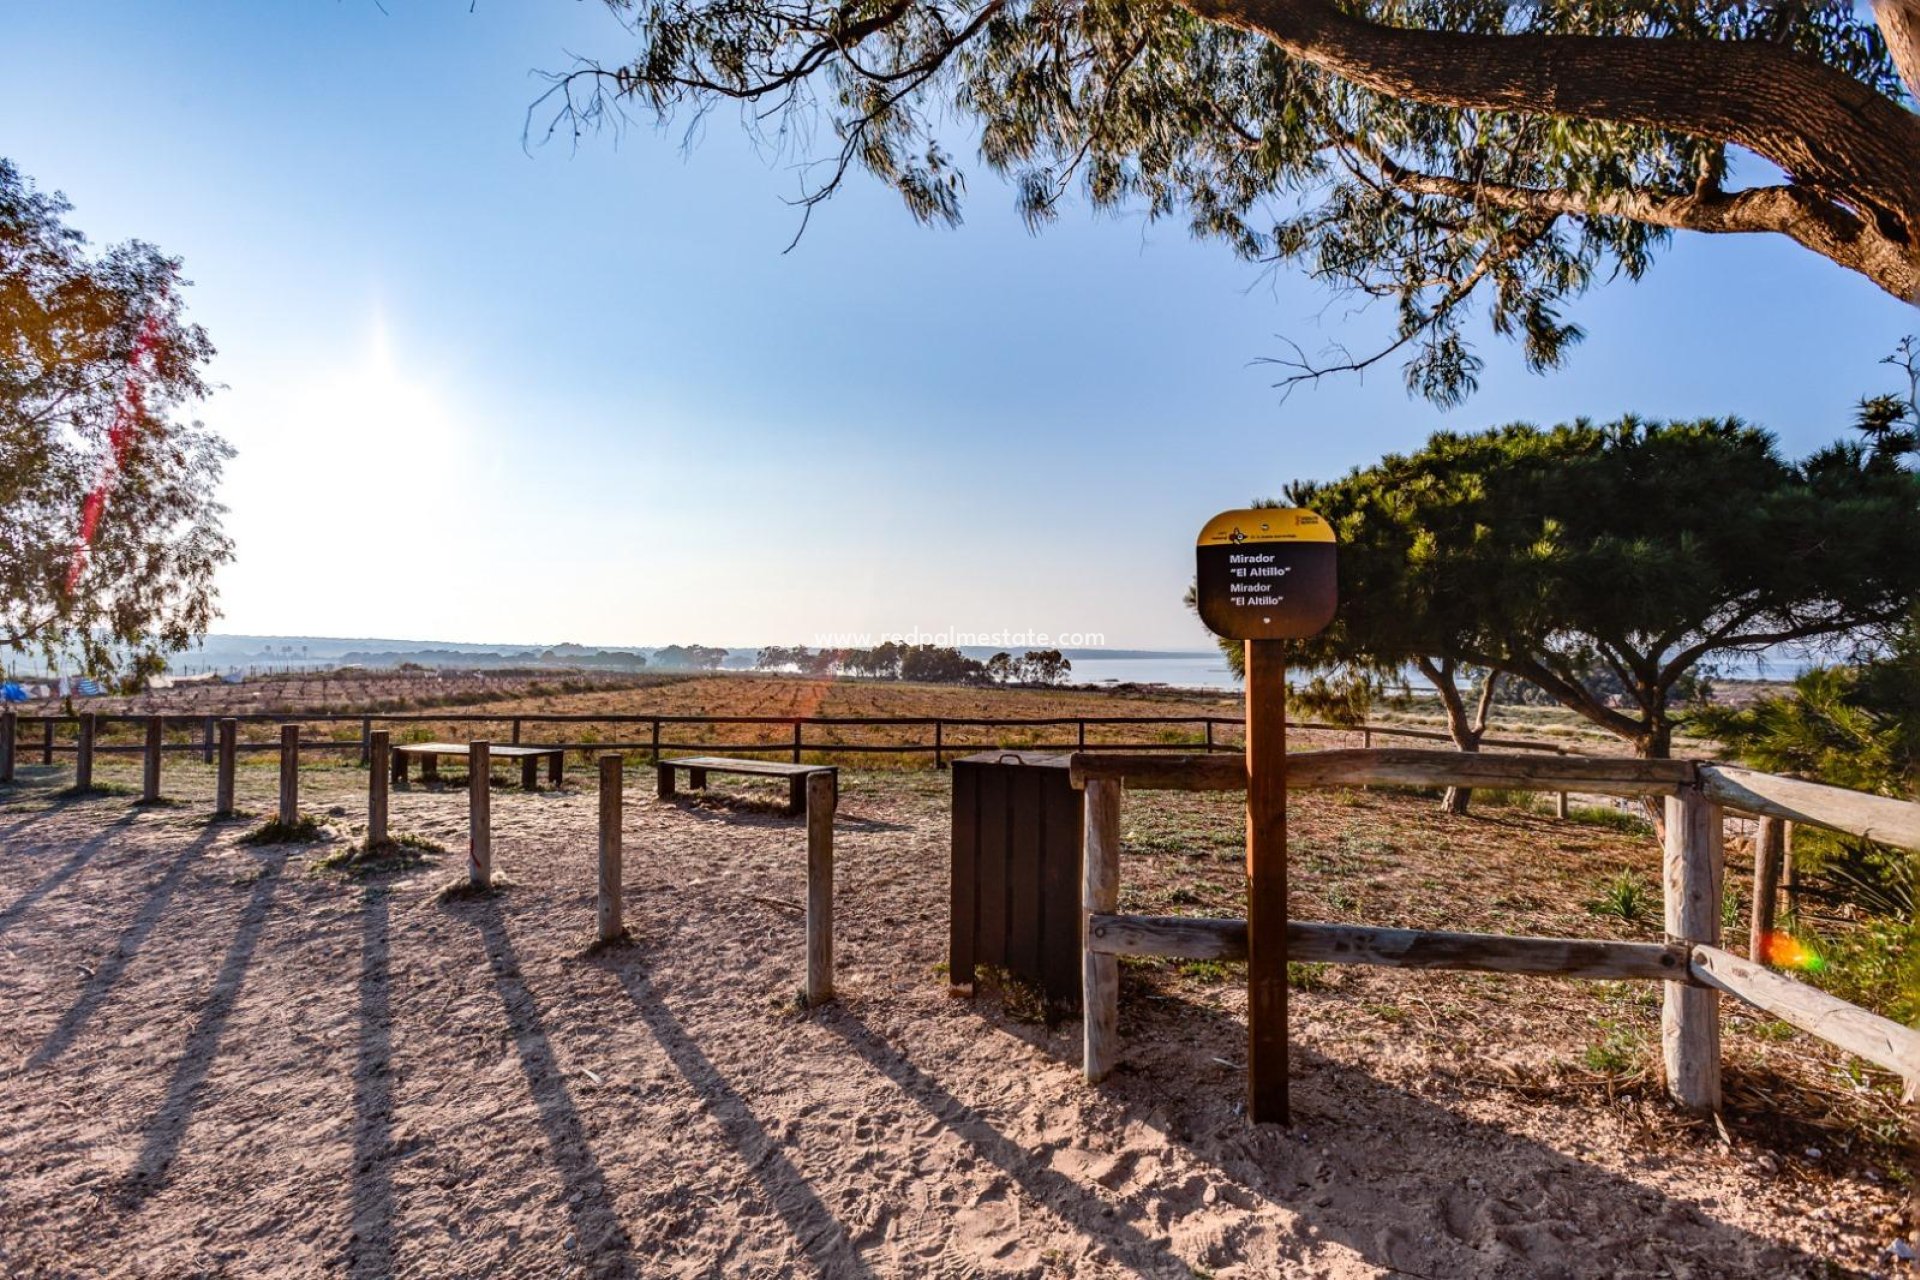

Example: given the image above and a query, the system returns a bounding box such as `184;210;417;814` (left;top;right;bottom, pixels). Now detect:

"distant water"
1071;654;1241;691
1065;648;1816;695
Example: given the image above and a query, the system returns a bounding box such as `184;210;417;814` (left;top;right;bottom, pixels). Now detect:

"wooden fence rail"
1068;747;1920;1115
1086;914;1691;981
0;712;1584;775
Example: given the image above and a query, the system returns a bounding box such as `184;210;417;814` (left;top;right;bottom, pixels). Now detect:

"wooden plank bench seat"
656;756;836;815
392;741;564;789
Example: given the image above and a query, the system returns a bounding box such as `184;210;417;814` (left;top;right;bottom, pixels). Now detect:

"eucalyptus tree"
546;2;1920;403
1;159;232;684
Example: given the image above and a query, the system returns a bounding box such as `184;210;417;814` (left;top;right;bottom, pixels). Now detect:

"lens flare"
1760;931;1826;973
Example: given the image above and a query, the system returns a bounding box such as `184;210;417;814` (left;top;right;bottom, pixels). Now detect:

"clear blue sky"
5;1;1916;649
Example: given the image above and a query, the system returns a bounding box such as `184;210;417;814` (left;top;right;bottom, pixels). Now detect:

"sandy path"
0;760;1902;1278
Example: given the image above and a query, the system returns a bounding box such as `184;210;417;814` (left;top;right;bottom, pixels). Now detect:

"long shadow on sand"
820;1007;1171;1269
909;985;1837;1278
0;808;141;939
602;955;879;1278
119;841;293;1205
346;885;396;1280
456;901;639;1276
25;824;222;1068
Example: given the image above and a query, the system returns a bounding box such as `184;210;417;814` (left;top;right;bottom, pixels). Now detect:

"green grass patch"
1585;870;1656;925
1177;959;1231;983
1566;803;1652;835
1580;1019;1648;1076
56;780;137;799
1287;961;1333;991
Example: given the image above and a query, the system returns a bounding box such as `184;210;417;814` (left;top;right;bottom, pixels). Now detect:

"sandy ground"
0;757;1909;1279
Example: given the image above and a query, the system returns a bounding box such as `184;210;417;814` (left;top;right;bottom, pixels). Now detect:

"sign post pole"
1194;507;1336;1129
1245;637;1289;1124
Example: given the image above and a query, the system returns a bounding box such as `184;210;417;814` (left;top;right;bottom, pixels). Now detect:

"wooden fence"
0;709;1581;776
1069;748;1920;1113
4;708;1913;1116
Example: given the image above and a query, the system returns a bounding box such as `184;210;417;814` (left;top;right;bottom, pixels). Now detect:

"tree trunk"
1421;658;1488;814
1177;0;1920;298
1638;720;1674;840
1442;736;1482;815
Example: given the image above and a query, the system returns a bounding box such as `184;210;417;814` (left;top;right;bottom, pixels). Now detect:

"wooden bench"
656;756;836;815
392;742;564;790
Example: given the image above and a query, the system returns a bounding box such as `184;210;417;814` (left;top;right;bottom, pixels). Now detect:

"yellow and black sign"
1195;508;1337;641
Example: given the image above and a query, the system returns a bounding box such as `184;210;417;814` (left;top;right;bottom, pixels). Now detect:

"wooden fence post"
1245;638;1290;1125
278;724;300;825
599;754;624;943
1;710;15;785
650;718;661;765
1781;822;1798;920
1556;791;1570;820
934;720;945;770
469;740;491;889
1083;776;1122;1083
359;717;372;767
1663;790;1724;1113
76;714;96;791
511;717;523;746
1749;816;1785;961
1204;721;1214;753
216;718;237;816
202;715;214;764
806;770;836;1004
792;721;803;764
42;718;54;765
142;716;162;803
368;731;390;848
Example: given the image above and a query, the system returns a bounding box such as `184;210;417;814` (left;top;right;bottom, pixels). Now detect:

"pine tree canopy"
543;1;1920;404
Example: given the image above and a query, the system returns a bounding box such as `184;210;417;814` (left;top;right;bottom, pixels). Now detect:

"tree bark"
1876;0;1920;105
1177;0;1920;299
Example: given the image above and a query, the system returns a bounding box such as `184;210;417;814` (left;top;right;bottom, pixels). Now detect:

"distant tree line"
648;644;728;670
753;644;1071;687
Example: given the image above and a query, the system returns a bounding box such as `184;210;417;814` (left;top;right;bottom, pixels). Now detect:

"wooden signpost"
1196;508;1337;1125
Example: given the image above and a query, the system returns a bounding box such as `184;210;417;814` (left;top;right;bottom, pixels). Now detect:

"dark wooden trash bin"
950;751;1084;1012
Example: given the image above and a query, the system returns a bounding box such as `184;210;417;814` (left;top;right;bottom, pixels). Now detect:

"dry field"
0;743;1910;1279
41;666;1734;763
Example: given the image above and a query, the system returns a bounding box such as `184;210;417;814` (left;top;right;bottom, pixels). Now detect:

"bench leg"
392;751;407;785
549;753;563;787
688;767;707;790
422;754;438;783
657;765;675;801
522;757;538;790
789;775;806;816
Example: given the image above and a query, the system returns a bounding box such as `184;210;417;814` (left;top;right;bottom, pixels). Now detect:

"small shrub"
1287;961;1333;991
312;831;444;878
242;814;327;845
1721;885;1743;933
1586;870;1655;924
